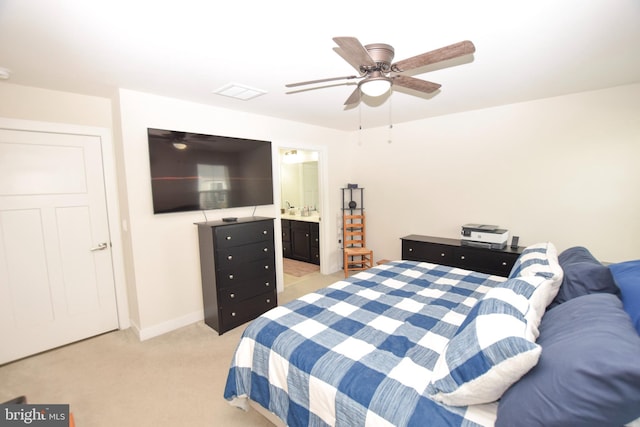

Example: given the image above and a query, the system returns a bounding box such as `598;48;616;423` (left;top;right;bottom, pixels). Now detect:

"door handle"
90;242;108;251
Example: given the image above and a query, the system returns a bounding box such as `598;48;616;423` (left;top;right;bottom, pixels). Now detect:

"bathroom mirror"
280;149;319;213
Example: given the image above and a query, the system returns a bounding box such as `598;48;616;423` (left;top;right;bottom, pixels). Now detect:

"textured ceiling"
1;0;639;131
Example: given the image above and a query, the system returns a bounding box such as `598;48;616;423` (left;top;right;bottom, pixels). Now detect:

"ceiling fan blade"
333;37;376;71
286;75;359;88
392;40;476;72
333;47;364;73
286;81;357;94
343;87;361;105
392;75;441;94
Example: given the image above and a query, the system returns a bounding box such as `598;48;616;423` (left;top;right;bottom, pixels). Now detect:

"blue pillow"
557;245;599;265
548;246;620;309
609;260;640;334
496;293;640;426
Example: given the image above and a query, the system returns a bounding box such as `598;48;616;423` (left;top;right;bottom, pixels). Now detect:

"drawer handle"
230;293;235;299
263;247;268;252
408;248;413;252
502;262;507;266
264;265;269;270
265;282;270;287
227;255;233;260
266;299;271;304
226;236;232;240
440;253;445;257
460;256;465;260
231;312;236;317
315;238;319;242
229;274;234;280
263;230;268;235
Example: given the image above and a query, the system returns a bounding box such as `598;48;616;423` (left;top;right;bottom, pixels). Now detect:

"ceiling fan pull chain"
388;96;393;144
358;102;363;145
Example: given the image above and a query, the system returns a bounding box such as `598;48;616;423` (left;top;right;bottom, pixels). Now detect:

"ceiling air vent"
213;83;266;100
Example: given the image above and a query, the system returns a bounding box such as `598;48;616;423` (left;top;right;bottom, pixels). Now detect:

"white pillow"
508;242;563;308
427;242;564;406
426;283;541;406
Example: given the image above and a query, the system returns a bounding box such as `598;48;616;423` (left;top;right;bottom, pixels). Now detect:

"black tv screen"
147;128;274;214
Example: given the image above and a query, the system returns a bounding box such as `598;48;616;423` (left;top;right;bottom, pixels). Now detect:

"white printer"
460;224;509;250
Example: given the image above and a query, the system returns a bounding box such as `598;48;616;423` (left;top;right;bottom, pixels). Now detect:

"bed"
224;243;640;426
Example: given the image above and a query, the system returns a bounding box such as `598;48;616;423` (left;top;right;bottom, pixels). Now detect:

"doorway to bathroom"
279;148;322;283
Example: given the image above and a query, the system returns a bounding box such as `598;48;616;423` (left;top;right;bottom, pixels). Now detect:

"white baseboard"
133;310;204;341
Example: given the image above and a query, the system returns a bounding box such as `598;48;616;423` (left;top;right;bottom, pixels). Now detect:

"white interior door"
0;128;119;364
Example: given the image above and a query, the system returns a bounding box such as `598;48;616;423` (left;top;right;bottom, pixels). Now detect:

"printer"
460;224;509;250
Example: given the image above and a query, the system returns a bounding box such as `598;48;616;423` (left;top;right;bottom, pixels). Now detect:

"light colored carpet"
0;271;344;427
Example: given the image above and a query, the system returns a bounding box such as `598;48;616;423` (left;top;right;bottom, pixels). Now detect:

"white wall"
115;89;350;338
3;82;638;341
353;84;640;263
0;83;113;128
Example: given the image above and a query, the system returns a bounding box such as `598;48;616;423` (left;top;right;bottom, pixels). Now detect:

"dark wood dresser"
196;217;277;334
401;234;523;277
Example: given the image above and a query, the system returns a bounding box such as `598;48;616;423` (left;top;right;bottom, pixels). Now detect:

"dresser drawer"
216;258;276;289
218;279;276;306
220;291;277;331
290;220;310;232
455;247;518;276
215;241;273;269
402;241;454;264
214;220;273;249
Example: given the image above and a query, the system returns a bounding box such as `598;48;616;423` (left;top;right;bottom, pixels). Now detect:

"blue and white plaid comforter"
224;261;508;426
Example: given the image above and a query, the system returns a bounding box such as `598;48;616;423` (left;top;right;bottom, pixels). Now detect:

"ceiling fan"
286;37;476;105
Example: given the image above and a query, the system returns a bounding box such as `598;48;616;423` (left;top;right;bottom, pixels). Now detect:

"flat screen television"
147;128;274;214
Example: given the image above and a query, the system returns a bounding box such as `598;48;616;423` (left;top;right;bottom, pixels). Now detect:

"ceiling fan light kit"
359;73;392;97
286;37;475;106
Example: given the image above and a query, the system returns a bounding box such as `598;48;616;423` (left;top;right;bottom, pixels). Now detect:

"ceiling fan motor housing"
363;43;394;73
